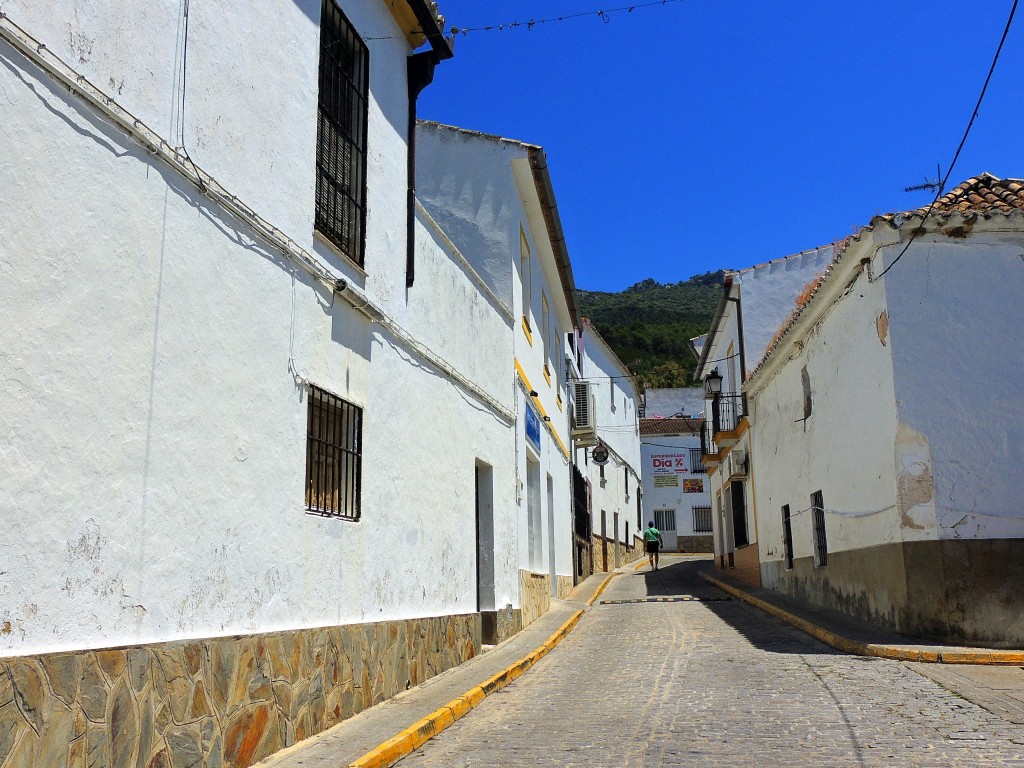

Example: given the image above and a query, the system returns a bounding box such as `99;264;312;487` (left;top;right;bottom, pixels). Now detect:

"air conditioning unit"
572;381;598;446
727;448;748;479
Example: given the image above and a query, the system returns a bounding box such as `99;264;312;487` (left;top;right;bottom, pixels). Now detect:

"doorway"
475;462;495;613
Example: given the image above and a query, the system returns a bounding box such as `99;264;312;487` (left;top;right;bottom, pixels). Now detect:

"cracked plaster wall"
885;235;1024;541
1;1;520;659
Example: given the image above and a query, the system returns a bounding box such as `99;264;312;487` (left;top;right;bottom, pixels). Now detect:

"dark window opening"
811;490;827;566
689;447;706;474
305;385;362;520
730;482;748;547
692;505;712;533
316;0;369;266
782;504;794;569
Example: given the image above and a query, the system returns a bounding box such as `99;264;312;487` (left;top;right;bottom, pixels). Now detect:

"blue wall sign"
525;401;542;451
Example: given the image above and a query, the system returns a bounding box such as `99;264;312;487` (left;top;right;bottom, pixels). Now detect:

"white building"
642;387;705;419
746;174;1024;647
693;247;833;584
416;121;581;628
0;2;542;764
573;320;643;572
639;411;712;553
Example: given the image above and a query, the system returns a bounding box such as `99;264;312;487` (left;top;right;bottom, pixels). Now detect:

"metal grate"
654;509;676;531
305;385;362;520
689;447;706;474
692;505;712;533
782;504;794;569
811;491;827;567
316;0;369;266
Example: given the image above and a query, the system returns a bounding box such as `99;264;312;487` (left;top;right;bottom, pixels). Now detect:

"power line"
364;0;686;41
876;0;1018;280
450;0;687;35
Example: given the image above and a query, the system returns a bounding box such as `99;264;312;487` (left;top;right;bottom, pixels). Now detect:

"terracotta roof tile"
876;173;1024;224
639;417;703;436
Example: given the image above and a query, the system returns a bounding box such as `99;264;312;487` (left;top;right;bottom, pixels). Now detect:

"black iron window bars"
316;0;369;266
305;385;362;520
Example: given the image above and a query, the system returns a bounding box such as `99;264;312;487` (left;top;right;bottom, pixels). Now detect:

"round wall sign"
592;445;610;465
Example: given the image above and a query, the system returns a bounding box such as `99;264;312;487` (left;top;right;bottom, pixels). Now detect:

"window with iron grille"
305;385;362;520
689;447;706;474
782;504;794;569
692;505;712;533
811;490;827;567
316;0;369;266
654;509;676;531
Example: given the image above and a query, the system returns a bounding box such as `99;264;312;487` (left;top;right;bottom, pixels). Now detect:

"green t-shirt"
643;526;661;542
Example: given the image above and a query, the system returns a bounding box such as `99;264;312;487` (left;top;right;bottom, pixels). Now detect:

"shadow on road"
636;559;845;658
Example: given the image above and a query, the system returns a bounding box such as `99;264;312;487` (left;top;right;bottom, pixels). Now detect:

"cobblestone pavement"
398;558;1024;767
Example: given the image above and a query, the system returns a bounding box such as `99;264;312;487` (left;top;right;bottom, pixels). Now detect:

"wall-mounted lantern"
704;368;723;396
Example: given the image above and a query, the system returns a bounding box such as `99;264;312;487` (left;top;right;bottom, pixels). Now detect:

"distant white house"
574;319;643;571
693;247;833;584
639;415;713;552
642;387;705;419
745;174;1024;647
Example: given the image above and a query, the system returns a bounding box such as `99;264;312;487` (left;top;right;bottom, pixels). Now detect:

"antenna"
904;164;944;194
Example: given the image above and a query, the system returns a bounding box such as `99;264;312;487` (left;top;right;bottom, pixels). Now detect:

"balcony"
705;392;748;454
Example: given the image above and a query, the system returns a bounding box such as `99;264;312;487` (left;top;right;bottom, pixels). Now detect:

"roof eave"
528;147;581;329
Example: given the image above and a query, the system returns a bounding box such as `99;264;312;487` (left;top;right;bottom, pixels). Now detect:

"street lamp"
704;368;723;396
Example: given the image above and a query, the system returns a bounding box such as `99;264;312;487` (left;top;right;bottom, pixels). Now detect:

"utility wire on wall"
876;0;1019;280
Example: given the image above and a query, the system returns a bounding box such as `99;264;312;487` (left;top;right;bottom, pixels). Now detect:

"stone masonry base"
0;613;480;768
762;538;1024;648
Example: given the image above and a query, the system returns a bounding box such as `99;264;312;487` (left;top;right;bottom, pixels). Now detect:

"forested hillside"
577;272;723;390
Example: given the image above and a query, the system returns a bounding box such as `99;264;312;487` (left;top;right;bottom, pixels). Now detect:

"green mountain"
577;272;723;391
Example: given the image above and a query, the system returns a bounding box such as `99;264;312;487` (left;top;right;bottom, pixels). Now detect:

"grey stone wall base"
766;538;1024;648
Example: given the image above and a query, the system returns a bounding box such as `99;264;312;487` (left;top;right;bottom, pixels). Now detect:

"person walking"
643;521;663;570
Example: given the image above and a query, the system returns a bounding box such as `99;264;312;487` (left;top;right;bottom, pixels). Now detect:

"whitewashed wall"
580;324;642;546
639;434;710;546
885;233;1024;541
748;244;902;577
643;388;705;418
0;1;517;656
734;247;833;372
416;123;576;587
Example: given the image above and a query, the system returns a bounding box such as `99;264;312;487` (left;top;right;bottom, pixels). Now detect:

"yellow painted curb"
349;609;585;768
586;571;619;606
701;572;1024;666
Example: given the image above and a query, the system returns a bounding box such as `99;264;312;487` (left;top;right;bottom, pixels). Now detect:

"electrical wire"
364;0;687;40
875;0;1018;280
449;0;687;34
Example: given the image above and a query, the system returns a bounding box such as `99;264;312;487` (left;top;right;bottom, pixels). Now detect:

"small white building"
693;247;833;584
573;320;643;571
746;174;1024;647
639;412;713;553
416;121;581;628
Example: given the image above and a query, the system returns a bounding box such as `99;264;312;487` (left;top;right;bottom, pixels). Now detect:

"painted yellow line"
701;572;1024;666
585;571;619;606
349;609;586;768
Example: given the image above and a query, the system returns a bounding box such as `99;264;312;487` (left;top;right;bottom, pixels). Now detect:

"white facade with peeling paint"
0;0;523;659
747;210;1024;645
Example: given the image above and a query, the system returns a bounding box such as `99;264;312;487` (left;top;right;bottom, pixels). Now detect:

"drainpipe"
406;50;438;288
727;291;747;414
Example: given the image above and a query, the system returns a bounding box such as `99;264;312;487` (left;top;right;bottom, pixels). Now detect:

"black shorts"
645;540;660;554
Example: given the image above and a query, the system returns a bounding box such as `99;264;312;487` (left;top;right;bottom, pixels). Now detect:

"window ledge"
314;229;369;278
521;316;533;345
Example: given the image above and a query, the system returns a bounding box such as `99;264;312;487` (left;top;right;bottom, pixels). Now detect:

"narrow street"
400;556;1024;767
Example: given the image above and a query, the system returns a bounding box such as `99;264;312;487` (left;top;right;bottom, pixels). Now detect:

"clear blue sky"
417;1;1024;292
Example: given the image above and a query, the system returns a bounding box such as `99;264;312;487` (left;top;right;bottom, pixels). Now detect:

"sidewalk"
700;569;1024;665
700;569;1024;726
254;568;622;768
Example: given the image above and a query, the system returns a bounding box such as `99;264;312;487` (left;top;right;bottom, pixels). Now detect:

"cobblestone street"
400;557;1024;767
